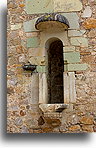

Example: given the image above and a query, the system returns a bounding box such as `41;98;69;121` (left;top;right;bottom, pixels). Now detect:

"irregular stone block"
82;6;92;18
88;29;96;38
26;118;39;128
68;125;81;132
82;125;93;132
68;30;86;37
29;57;45;66
70;37;88;47
62;13;79;29
80;116;94;125
45;117;61;127
37;66;46;73
67;63;88;71
11;23;22;30
15;117;23;126
7;87;14;95
63;46;75;52
82;18;96;29
64;52;80;63
19;54;25;63
54;0;82;12
23;18;39;32
25;0;53;14
27;37;39;48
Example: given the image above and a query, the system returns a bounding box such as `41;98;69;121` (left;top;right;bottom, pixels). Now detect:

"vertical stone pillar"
63;72;76;103
69;72;76;103
29;73;39;104
64;72;70;103
39;73;48;104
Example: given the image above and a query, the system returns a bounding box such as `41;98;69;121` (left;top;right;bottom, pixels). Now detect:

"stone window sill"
39;104;68;113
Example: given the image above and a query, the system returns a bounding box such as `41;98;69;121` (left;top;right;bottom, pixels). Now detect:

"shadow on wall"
1;8;91;141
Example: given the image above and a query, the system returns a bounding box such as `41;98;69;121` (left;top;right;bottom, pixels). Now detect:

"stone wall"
7;0;96;133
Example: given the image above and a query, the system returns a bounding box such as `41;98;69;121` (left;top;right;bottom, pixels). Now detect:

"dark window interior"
47;40;64;104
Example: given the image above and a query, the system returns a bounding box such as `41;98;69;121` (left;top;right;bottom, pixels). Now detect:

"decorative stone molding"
35;13;69;31
39;104;68;113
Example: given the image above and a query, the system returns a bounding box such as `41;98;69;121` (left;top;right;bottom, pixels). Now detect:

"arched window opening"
46;39;64;104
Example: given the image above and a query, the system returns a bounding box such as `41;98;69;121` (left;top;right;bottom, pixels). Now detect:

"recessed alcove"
47;39;64;104
38;37;67;113
34;14;76;113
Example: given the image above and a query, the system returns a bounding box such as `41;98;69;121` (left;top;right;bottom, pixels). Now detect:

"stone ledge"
39;104;68;113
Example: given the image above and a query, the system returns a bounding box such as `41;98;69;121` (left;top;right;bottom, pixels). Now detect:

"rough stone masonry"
7;0;96;133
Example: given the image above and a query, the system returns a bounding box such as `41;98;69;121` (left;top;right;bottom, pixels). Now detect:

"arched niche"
45;37;64;104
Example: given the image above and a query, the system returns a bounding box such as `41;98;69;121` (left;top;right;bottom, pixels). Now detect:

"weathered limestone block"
63;46;75;52
25;0;82;14
68;30;86;37
23;18;39;32
70;37;88;47
54;0;82;12
62;13;79;29
29;57;45;66
29;73;39;104
67;64;88;71
37;66;46;73
82;6;92;18
64;52;80;63
27;37;39;48
25;0;53;14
